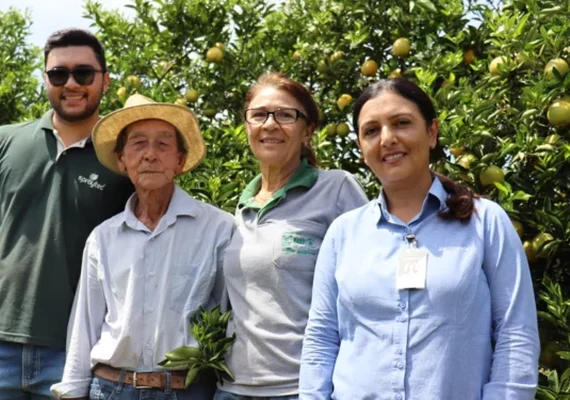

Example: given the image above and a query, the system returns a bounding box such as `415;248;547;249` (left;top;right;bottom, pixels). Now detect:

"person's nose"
143;144;159;161
261;112;278;128
380;125;397;147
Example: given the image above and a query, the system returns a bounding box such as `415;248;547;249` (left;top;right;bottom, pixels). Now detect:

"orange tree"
83;0;569;390
8;0;568;393
0;8;45;125
84;0;475;206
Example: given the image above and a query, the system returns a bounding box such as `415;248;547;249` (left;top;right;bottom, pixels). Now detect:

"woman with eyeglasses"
214;72;368;400
299;79;540;399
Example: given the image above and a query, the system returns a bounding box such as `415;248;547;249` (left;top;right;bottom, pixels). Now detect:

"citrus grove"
3;0;570;396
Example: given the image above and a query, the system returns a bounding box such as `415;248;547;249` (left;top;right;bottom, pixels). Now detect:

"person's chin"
135;177;170;190
255;152;286;166
377;168;413;185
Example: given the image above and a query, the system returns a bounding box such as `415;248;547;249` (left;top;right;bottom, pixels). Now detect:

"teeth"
385;153;405;161
262;139;283;143
64;95;83;100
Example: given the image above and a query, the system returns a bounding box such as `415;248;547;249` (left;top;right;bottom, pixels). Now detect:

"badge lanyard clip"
404;233;418;249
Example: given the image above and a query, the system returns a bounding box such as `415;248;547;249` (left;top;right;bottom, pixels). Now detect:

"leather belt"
93;364;191;390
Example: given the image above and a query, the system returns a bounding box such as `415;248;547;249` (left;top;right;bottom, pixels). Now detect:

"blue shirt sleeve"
299;219;341;399
480;200;540;399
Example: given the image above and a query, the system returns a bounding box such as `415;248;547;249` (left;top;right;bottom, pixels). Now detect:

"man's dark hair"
44;28;106;71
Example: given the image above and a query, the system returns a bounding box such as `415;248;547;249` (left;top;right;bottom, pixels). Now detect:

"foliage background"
2;0;570;396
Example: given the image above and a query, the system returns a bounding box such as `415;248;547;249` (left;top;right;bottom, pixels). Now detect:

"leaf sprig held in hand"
158;305;236;388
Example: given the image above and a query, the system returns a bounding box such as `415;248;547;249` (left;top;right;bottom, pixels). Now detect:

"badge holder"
396;234;428;290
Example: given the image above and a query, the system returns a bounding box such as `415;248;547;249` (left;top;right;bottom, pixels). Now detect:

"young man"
0;29;134;399
51;94;235;399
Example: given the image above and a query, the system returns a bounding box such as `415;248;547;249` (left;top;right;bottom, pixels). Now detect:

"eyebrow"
248;106;299;110
388;112;414;119
49;64;96;69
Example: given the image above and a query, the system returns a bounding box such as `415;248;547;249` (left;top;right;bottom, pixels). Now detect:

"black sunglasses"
45;66;104;87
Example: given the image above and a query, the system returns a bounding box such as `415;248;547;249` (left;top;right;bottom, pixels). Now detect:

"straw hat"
92;94;205;176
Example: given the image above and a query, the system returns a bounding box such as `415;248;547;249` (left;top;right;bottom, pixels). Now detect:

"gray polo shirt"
221;160;368;396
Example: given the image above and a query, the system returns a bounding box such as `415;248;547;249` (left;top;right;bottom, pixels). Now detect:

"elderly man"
51;94;235;400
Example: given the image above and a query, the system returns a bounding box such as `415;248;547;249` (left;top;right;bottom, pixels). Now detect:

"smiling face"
245;87;314;171
357;90;438;189
45;45;109;123
117;119;186;191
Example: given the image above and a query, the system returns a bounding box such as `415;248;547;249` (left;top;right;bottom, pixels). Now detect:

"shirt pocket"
272;220;327;271
169;263;204;314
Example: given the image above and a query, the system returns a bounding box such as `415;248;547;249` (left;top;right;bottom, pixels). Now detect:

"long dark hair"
244;72;319;167
353;78;478;222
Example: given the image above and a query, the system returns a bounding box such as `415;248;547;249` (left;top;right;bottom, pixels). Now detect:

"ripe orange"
544;58;569;79
479;165;505;187
361;59;378;76
337;94;353;111
336;123;350;136
393;38;411;58
206;47;224;62
547;100;570;128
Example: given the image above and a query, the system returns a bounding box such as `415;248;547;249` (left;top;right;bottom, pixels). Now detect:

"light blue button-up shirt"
300;177;539;400
51;185;235;398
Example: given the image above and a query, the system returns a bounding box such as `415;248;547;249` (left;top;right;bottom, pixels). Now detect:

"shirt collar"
38;110;55;131
115;185;198;231
374;175;448;224
238;159;318;208
40;109;94;144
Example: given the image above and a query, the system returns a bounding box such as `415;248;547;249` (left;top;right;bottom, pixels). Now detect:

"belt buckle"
132;372;153;389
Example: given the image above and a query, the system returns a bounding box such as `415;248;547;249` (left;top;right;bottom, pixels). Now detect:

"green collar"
38;109;95;144
38;110;55;131
239;159;318;217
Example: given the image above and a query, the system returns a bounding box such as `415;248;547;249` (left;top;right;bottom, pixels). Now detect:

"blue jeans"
89;375;215;400
0;341;65;399
214;389;298;400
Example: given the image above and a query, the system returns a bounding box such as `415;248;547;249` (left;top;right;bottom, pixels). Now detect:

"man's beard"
49;85;103;123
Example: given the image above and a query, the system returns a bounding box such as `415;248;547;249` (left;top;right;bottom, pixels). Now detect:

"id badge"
397;249;428;290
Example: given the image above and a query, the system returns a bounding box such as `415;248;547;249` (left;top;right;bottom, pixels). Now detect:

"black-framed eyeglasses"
45;66;105;87
244;108;307;125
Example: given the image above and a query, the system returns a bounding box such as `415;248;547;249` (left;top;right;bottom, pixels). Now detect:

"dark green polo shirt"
0;110;134;348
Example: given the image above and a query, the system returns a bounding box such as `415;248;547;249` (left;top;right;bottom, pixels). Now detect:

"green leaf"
415;0;436;13
164;346;201;361
184;366;201;388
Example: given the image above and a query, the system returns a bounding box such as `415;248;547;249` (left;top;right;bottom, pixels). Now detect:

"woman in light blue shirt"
299;79;539;400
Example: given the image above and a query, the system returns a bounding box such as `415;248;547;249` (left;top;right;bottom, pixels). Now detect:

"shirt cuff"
51;378;92;399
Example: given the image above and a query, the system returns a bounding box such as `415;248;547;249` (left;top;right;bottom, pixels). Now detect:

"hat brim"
92;103;205;176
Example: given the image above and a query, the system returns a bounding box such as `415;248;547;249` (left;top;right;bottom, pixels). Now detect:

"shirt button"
147;307;154;313
395;394;403;400
146;343;152;349
149;271;155;277
396;361;404;369
396;316;406;322
396;349;403;355
398;301;406;310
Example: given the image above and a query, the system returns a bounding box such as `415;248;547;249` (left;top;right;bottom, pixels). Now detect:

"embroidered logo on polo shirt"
282;233;319;256
78;173;106;191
